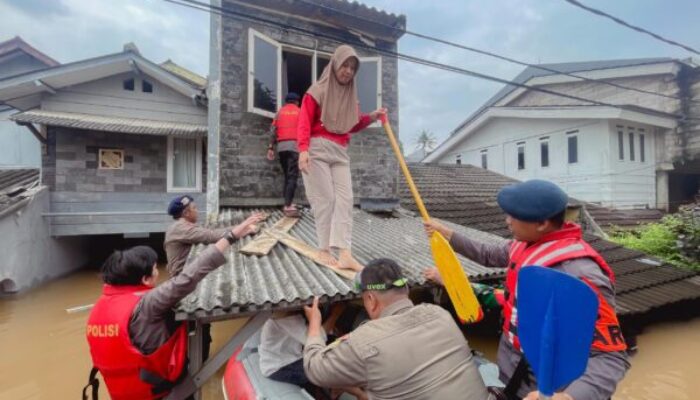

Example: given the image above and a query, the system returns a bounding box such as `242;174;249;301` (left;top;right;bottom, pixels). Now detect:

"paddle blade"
517;266;598;396
430;232;483;323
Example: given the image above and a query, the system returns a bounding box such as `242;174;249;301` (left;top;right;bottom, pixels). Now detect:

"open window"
248;29;282;118
167;137;202;192
356;57;382;115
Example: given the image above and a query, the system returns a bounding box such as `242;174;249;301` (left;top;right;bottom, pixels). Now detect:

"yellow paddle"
380;113;482;323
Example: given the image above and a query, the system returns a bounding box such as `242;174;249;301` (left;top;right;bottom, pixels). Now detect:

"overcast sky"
2;0;699;152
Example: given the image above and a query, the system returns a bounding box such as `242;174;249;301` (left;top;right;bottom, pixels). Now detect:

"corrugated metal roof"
175;208;506;321
401;163;700;318
10;110;206;137
0;168;40;216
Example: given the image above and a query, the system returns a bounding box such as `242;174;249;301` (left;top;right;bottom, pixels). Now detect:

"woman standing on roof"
298;44;386;271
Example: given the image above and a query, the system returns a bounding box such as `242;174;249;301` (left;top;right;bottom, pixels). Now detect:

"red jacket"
503;223;627;353
272;103;300;142
297;94;373;152
86;284;188;399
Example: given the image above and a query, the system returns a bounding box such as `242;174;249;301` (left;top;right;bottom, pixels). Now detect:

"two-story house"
424;58;700;211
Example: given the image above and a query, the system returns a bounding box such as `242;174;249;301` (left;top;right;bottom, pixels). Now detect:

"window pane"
173;138;197;188
456;155;461;165
640;134;645;162
123;78;134;91
282;51;312;100
356;60;378;114
253;36;278;113
629;132;635;161
316;57;330;79
618;131;624;160
142;80;153;93
481;152;488;169
518;145;525;170
541;142;549;167
568;136;578;164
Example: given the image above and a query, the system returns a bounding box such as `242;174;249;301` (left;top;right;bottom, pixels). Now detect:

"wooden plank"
265;229;357;281
239;216;299;256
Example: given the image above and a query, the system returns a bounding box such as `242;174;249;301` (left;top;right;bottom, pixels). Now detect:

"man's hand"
304;296;323;337
369;107;388;122
299;151;310;174
524;392;574;400
423;267;444;286
423;219;454;241
231;212;265;238
266;148;275;161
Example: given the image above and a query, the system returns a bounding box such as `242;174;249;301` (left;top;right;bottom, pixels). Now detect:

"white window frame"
358;56;382;127
313;51;332;82
517;142;526;170
480;149;488;170
167;136;202;192
248;29;282;118
539;137;550;168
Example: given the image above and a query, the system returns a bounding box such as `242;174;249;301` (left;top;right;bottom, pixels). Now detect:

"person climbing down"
297;44;386;272
267;92;302;218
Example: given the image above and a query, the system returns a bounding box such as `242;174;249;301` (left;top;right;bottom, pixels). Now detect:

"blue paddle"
517;266;599;399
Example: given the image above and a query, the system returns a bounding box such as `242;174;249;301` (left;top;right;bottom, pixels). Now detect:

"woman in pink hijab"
297;44;386;271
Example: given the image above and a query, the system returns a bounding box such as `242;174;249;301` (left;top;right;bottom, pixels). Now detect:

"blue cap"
496;180;568;222
167;195;193;218
285;92;300;102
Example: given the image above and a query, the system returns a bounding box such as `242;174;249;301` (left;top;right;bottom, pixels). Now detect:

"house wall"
0;187;88;294
41;72;207;125
41;126;206;235
215;1;399;206
0;107;40;167
442;118;620;205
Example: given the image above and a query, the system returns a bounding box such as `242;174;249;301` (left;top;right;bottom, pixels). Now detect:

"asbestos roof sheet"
174;208;506;321
401;163;700;318
10;110;206;137
0;168;39;216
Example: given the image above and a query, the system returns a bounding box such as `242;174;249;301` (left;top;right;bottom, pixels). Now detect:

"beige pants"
303;137;353;250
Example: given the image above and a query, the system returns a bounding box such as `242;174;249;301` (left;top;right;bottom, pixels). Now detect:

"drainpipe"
206;0;223;220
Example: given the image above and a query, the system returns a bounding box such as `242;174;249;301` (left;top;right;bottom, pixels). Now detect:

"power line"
165;0;696;122
296;0;698;105
563;0;700;56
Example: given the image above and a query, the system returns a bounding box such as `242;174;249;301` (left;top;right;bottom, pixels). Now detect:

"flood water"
1;268;699;399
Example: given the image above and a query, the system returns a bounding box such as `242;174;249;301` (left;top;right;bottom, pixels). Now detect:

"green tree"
414;130;437;151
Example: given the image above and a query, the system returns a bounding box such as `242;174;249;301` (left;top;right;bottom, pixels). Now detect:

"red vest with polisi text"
503;223;627;353
273;103;300;142
86;284;188;400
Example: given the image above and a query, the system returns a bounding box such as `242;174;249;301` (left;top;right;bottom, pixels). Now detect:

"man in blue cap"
266;92;302;217
424;179;630;400
164;195;263;364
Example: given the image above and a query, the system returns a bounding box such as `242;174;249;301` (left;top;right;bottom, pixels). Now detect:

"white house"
425;58;700;211
0;36;60;167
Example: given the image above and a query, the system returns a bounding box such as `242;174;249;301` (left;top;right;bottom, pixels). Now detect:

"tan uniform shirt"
164;218;228;276
303;298;488;400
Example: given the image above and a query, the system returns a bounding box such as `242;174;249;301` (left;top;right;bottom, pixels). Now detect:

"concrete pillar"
656;170;670;211
206;0;222;219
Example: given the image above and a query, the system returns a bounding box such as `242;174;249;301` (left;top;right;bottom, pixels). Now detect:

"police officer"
267;92;302;217
303;258;488;400
424;179;630;400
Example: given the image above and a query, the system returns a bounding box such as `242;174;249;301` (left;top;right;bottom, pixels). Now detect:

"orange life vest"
273;103;300;142
86;284;188;399
503;223;627;353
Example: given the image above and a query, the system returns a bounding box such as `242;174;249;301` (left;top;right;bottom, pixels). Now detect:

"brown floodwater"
1;268;699;399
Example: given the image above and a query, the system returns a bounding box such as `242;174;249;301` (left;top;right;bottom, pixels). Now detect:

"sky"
2;0;700;153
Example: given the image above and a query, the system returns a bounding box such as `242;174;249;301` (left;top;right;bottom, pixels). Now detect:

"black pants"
279;151;299;206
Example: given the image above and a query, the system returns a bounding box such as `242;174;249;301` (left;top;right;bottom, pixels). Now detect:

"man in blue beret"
423;180;630;400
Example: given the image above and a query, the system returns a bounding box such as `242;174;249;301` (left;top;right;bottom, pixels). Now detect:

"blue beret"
167;195;193;217
496;180;568;222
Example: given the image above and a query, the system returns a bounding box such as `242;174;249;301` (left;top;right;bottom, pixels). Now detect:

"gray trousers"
302;137;353;250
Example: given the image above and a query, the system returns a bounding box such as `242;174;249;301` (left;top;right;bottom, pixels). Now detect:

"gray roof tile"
175;208;505;321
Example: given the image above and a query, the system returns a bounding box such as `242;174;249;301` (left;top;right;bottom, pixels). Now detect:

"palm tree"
414;130;437;151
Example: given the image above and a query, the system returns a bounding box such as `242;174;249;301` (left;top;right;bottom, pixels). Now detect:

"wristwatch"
224;230;237;245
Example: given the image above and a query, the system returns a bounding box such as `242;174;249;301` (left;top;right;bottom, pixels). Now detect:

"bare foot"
337;250;364;272
317;249;339;266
